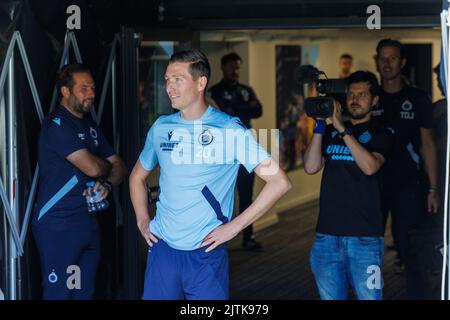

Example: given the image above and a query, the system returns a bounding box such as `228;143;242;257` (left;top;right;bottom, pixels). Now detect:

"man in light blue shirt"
129;49;291;300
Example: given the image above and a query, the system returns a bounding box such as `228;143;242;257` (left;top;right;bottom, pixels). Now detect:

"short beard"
69;94;91;114
349;108;371;120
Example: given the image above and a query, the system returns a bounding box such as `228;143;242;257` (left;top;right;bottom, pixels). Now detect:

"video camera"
295;65;347;118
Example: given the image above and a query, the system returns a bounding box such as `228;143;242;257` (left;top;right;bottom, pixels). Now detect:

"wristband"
313;120;326;134
338;127;352;139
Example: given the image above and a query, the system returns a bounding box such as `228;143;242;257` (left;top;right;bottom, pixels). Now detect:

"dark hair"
221;52;242;66
340;53;353;60
169;49;211;83
56;63;92;95
347;71;379;97
376;38;405;59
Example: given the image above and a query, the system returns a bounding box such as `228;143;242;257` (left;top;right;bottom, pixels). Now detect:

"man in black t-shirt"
374;39;439;299
304;71;394;300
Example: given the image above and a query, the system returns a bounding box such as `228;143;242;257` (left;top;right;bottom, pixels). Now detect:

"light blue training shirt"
139;105;270;250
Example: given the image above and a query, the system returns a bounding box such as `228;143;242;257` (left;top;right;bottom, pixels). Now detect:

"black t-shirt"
208;80;262;128
317;120;394;237
372;86;434;184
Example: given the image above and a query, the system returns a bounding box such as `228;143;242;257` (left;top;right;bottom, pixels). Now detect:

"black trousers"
237;165;255;242
383;178;440;299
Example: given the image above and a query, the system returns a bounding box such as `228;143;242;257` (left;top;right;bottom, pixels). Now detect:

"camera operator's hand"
331;100;345;133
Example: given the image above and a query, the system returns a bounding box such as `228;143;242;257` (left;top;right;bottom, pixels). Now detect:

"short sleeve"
369;127;395;159
321;124;334;157
139;121;159;171
416;92;434;129
226;117;270;173
43;118;86;158
94;125;115;159
248;86;259;102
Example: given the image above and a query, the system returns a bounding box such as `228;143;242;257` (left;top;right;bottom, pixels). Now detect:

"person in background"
374;38;439;299
338;53;353;79
32;64;126;300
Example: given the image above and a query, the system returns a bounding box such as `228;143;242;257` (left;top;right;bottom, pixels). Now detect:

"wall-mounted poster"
302;45;320;66
276;45;318;172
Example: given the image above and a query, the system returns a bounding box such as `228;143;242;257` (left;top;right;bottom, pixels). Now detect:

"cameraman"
304;71;394;300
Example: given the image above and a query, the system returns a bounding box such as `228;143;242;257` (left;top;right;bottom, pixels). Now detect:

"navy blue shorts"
142;239;229;300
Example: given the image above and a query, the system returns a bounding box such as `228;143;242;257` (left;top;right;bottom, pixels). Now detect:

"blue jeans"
310;233;384;300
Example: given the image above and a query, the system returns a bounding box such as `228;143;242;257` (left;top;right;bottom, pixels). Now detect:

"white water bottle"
85;181;96;213
91;187;109;211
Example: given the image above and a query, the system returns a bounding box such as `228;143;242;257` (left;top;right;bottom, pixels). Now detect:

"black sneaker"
242;239;263;251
